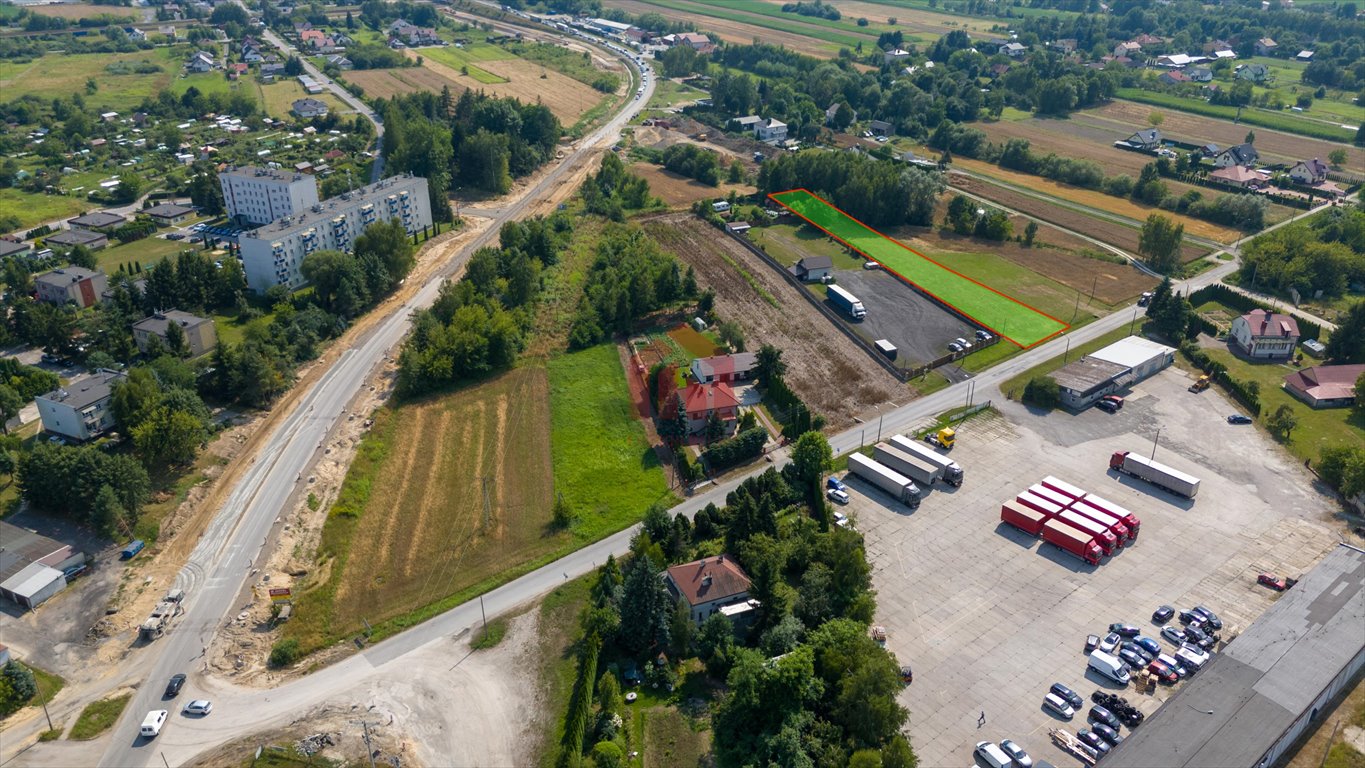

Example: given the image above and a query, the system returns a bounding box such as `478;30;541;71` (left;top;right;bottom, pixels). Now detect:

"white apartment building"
238;174;432;293
220;166;322;227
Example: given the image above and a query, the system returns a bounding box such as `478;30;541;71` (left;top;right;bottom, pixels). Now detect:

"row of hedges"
1180;342;1263;415
557;634;602;767
702;427;768;470
1189;284;1323;342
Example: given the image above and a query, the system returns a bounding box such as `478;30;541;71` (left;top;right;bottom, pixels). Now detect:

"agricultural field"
1114;89;1356;144
603;0;846;58
644;213;905;428
27;2;136;20
260;80;348;121
0;189;90;233
412;51;606;124
1084;100;1352;163
771;189;1070;347
0;47;189;113
342;67;462;101
784;0;997;36
419;43;510;84
627;163;754;206
642;78;708;111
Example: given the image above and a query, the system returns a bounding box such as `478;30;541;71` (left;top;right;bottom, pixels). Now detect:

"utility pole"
479;475;492;531
41;699;53;731
1151;427;1162;460
354;720;378;768
480;594;487;635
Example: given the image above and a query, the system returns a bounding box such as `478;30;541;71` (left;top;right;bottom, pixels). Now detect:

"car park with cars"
1050;683;1083;710
1089;706;1121;730
1108;622;1140;637
1152;605;1174;623
1084;634;1100;653
827;488;850;505
1043;692;1075;719
1147;659;1179;683
826;476;846;492
1192;606;1223;630
1161;625;1187;645
1118;647;1147;669
1135;636;1161;656
974;741;1013;768
1077;729;1111;757
1000;739;1033;768
1092;723;1123;745
1099;632;1121;653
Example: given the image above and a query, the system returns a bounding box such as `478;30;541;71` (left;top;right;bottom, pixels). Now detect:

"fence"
723;222;1001;383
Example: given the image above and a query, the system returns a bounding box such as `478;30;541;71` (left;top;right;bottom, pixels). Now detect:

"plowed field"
408;51;607;123
644;214;903;429
628;163;756;206
343;67;462;101
603;0;842;58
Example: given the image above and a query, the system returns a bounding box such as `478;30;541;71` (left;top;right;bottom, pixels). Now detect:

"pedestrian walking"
978;711;986;727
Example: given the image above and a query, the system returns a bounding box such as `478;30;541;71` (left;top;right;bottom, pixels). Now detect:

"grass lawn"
419;45;509;84
169;71;260;103
749;223;867;272
548;343;677;526
212;303;275;348
95;236;194;274
1114;90;1355;143
0;189;90;233
643;79;707;111
534;577;592;768
770;190;1069;347
641;703;710;768
69;694;131;741
0;48;188;113
999;323;1149;399
30;664;65;709
1198;347;1364;464
260;80;348;121
240;746;340;767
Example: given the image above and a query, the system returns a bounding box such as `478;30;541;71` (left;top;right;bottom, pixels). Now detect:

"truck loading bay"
838;367;1342;768
825;267;975;368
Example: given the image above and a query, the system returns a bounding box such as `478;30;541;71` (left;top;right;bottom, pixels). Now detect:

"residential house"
1289;158;1329;185
1197;142;1221;158
158;25;177;40
868;119;893;137
389;20;441;46
1283;364;1364;408
755;118;787;142
1230;309;1300;359
731;115;762;132
1187;67;1213;82
999;42;1027;57
35;370;124;441
1134;33;1165;47
663;555;753;626
35;267;108;307
44;230;109;252
261;62;285;77
1113;41;1142;57
299;29;325;47
883;48;911;64
787;255;834;283
1254;37;1278;56
227;62;248;79
1156;53;1193;68
1208;165;1260;189
125;27;147;41
680;381;740;434
691;353;758;385
825;102;854;126
1049;38;1078;54
291;98;329;119
132;310;218;356
1296;50;1314;62
325;54;352;70
188;50;215;72
675;32;713;53
1204;39;1233;55
1236;63;1269;82
242;47;263;63
68;211;126;233
143;203;196;226
1124;128;1163;150
0;240;31;260
1214;143;1260;168
1159;70;1192;85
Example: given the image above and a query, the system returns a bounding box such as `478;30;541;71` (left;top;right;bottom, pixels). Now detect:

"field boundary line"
768;188;1069;348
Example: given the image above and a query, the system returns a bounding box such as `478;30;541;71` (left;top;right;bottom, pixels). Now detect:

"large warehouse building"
1107;543;1365;768
1050;335;1175;409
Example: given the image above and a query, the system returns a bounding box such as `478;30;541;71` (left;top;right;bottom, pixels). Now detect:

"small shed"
0;563;67;609
874;339;898;360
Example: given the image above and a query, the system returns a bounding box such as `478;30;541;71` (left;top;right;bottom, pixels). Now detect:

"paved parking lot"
826;268;975;366
838;368;1341;768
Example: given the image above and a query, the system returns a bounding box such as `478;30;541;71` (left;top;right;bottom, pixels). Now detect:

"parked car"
1099;632;1121;653
1124;640;1155;662
1050;683;1084;710
1090;706;1121;730
1161;625;1187;645
975;329;993;342
1000;740;1033;768
947;341;964;353
1178;608;1208;628
1096;398;1120;413
954;337;972;350
1118;647;1147;669
1109;623;1141;637
827;488;850;505
1192;606;1223;630
1147;660;1179;683
1077;729;1111;757
1183;624;1216;649
1152;605;1174;623
826;477;846;492
832;511;851;529
1044;692;1075;719
1084;634;1101;654
1093;723;1123;745
165;674;186;698
1135;636;1162;657
1227;414;1253;425
183;700;212;715
1137;291;1154;306
1097;395;1125;412
1258;573;1295;591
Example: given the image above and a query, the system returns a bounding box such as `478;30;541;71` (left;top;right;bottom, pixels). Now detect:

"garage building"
1106;543;1365;768
0;563;66;609
1048;335;1175;409
1088;336;1176;383
0;521;83;610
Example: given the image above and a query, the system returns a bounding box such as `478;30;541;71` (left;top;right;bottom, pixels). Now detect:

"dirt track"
644;214;904;430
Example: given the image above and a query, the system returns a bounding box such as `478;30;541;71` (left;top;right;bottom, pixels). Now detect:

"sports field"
769;189;1069;347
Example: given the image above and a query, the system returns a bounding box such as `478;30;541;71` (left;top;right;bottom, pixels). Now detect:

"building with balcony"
237;174;431;293
220;165;322;227
35;370;125;441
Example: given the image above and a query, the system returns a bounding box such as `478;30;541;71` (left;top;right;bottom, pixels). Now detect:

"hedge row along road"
769;188;1071;348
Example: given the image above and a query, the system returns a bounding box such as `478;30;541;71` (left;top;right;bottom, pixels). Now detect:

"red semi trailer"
1041;519;1103;565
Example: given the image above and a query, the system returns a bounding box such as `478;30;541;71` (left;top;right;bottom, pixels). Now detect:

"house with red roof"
1230;309;1300;359
664;555;753;625
1283;364;1364;408
681;381;739;434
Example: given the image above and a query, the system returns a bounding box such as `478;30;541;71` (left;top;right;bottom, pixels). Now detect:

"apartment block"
220;166;322;227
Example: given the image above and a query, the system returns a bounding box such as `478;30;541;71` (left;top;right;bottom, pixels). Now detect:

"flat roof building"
1049;335;1174;409
44;229;109;252
0;520;81;610
132;310;218;357
1107;543;1365;768
220;165;321;227
237;174;431;293
68;211;127;232
35;370;125;441
143;203;197;226
1088;336;1176;382
34;267;108;308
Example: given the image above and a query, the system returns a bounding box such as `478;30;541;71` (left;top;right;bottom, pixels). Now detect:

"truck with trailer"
1015;491;1065;519
1065;501;1131;544
1057;510;1119;555
1075;494;1140;539
1041;518;1103;565
887;435;963;486
1040;476;1087;502
1109;451;1201;499
1028;483;1074;511
873;443;942;488
827;284;867;320
1000;500;1047;536
848;453;919;506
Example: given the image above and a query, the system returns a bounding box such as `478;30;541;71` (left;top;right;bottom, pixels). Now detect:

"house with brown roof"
1284;364;1364;408
680;381;740;434
1230;309;1300;359
663;555;753;625
1209;165;1260;189
1254;37;1278;56
1289;158;1329;186
691;352;758;384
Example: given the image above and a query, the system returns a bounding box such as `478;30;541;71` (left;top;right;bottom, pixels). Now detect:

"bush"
268;638;300;668
1022;376;1059;408
702;427;768;470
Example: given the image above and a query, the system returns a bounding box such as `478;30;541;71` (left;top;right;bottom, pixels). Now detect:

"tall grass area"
1115;91;1355;143
548;343;677;533
0;189;89;233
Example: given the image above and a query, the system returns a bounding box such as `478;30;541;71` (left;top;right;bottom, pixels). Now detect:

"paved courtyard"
836;367;1342;768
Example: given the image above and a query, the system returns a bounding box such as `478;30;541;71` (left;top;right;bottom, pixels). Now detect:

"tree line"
1238;203;1365;299
757;151;945;228
567;224;698;349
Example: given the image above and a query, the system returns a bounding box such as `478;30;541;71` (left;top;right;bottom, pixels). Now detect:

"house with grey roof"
35;370;125;441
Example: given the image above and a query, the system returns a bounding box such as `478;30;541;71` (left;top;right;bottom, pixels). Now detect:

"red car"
1147;660;1178;684
1258;573;1297;591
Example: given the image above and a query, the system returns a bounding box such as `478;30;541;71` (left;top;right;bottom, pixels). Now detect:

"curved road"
94;28;649;768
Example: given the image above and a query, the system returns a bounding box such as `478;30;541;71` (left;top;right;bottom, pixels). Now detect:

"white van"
1089;650;1131;685
140;710;168;738
1043;692;1075;719
1176;645;1209;670
974;741;1012;768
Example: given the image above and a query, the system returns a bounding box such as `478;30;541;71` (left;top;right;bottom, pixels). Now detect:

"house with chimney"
678;381;740;434
1289;158;1329;185
1214;143;1260;168
1230;309;1300;359
1283;364;1364;408
663;555;753;625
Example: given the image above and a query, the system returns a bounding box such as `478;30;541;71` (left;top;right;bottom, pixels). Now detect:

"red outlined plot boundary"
768;188;1070;348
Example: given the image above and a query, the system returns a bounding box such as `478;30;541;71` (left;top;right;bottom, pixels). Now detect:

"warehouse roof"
0;521;71;583
1089;336;1175;370
1106;543;1365;768
0;562;64;601
1049;357;1129;394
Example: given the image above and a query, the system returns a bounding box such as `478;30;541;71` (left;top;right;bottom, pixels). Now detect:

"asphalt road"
94;28;650;768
